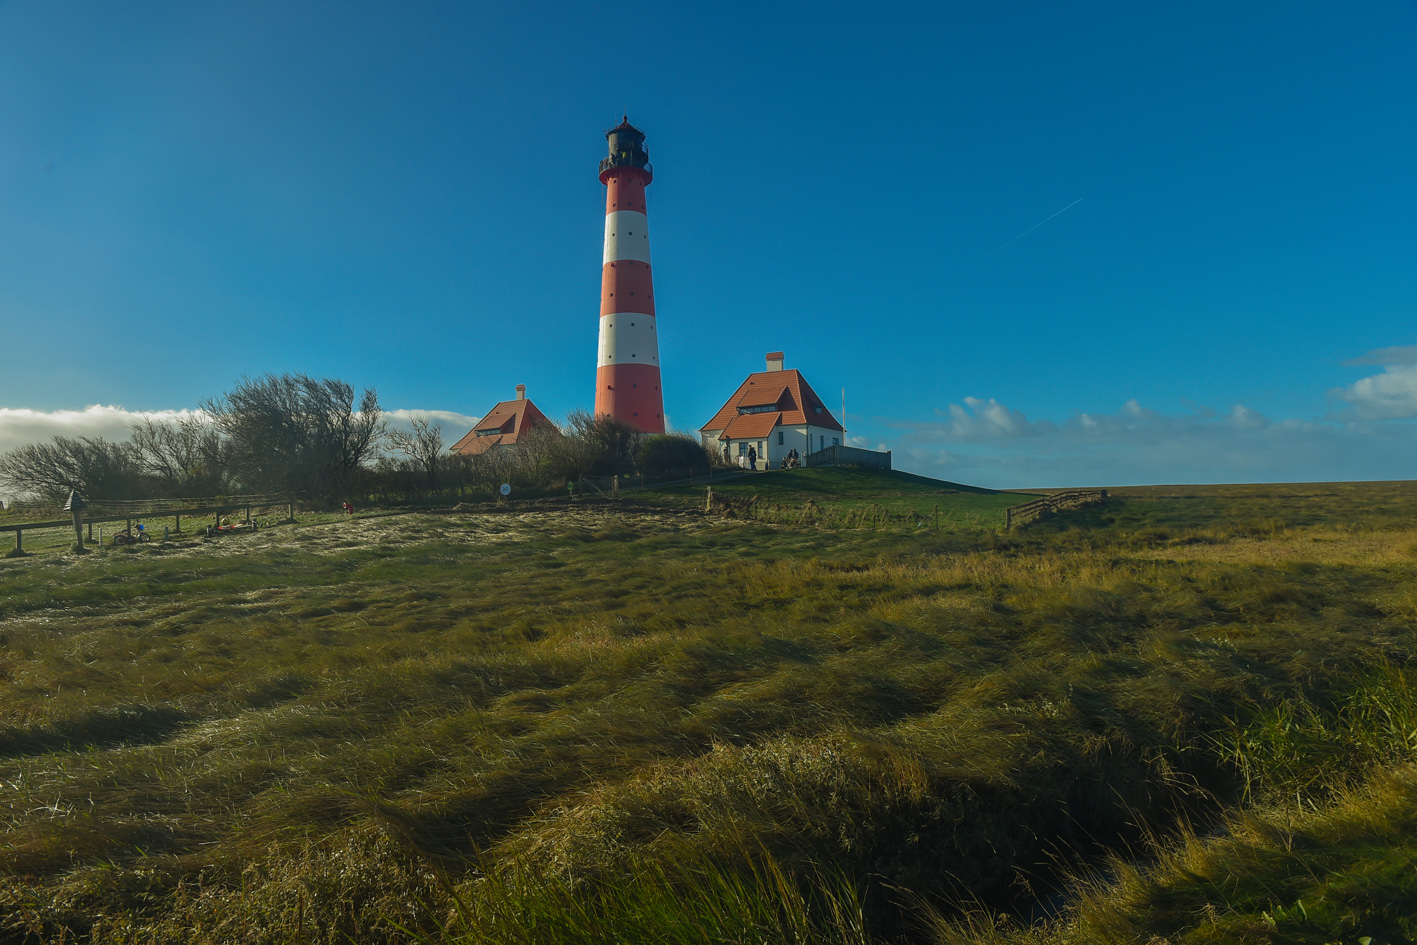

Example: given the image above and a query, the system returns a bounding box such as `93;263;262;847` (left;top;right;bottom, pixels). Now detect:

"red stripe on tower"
594;116;665;433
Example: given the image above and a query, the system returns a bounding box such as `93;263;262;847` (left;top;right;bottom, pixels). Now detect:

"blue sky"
2;1;1416;487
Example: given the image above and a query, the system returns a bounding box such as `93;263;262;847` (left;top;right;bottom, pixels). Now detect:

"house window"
833;437;839;446
737;404;776;415
738;443;747;456
777;432;784;445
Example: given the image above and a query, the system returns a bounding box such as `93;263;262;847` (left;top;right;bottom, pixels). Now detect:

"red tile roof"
721;412;782;440
700;368;844;437
449;397;553;456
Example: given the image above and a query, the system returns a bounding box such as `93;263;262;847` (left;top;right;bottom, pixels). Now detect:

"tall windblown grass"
4;479;1417;941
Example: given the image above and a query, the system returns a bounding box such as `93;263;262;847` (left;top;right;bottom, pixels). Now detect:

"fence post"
175;513;181;533
6;528;22;558
612;475;619;498
705;486;713;512
63;491;88;554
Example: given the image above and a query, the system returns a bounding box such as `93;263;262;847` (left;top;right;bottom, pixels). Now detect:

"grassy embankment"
1;473;1416;943
651;467;1025;528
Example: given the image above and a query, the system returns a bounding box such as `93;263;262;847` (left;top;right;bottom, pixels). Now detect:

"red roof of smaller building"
450;396;553;456
700;368;843;438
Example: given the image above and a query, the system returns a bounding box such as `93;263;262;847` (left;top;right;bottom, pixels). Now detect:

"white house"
699;352;844;468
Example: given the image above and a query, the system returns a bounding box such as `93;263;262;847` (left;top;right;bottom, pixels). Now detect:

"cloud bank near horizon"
0;405;481;458
876;373;1417;489
4;355;1414;491
0;405;209;457
382;409;481;438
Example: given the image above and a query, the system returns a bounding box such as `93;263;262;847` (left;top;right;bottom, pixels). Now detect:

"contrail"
985;197;1083;257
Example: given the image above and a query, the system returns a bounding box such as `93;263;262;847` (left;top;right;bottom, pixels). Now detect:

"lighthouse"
594;117;665;433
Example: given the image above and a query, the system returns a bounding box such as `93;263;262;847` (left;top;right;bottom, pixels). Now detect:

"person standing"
748;445;757;471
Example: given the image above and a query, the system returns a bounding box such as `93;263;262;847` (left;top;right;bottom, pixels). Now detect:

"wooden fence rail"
1003;489;1109;529
2;494;297;556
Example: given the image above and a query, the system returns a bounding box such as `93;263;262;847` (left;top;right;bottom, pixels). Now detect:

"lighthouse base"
595;364;665;433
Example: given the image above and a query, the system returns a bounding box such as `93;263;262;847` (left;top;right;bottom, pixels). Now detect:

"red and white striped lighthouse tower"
594;117;664;433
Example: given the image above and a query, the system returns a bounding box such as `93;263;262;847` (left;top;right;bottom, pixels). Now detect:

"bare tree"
386;417;445;496
202;374;382;503
130;416;229;497
0;437;149;502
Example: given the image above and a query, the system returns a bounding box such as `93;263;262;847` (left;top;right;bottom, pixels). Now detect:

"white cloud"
941;397;1047;439
0;405;484;457
881;395;1412;489
1344;345;1417;367
0;404;484;501
0;405;209;456
1332;364;1417;420
383;409;481;438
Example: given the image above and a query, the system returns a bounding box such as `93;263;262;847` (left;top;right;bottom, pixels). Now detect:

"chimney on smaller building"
515;384;526;401
766;351;785;372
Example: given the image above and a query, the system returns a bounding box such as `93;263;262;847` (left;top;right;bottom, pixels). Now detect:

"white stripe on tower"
602;211;652;264
596;316;658;367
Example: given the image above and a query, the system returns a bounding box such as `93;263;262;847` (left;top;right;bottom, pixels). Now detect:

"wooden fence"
1;493;297;556
803;445;893;470
1003;489;1109;529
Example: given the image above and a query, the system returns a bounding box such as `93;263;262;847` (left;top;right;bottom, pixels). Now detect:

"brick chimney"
766;351;785;372
515;384;526;401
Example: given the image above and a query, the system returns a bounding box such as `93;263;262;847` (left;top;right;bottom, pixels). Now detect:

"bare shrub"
203;374;382;504
0;436;150;502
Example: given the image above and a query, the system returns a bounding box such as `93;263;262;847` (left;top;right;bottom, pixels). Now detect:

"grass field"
2;471;1416;943
650;467;1029;528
